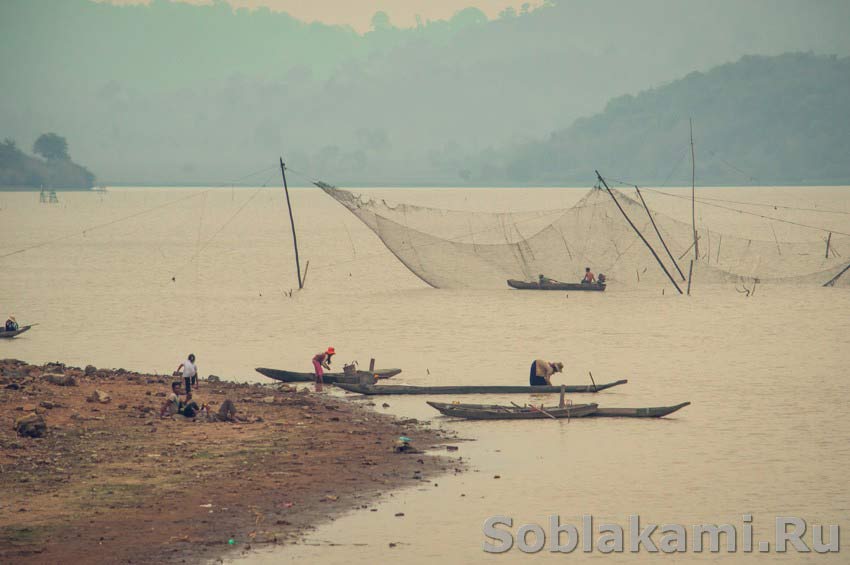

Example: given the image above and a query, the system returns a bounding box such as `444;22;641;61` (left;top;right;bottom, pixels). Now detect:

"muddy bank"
0;359;462;564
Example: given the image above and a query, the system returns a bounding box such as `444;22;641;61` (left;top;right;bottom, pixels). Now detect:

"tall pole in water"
596;171;683;294
280;157;303;289
690;118;699;260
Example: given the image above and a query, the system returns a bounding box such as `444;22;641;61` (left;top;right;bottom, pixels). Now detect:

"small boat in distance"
256;367;401;384
334;380;627;395
507;279;606;291
428;400;690;419
425;401;599;420
0;325;33;338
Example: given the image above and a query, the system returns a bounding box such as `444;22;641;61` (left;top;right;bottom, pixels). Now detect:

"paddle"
511;401;557;420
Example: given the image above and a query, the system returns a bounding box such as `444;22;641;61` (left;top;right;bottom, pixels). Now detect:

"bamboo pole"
635;186;686;281
596;171;683;294
690;118;699;260
823;262;850;287
826;232;832;259
687;259;694;295
279;157;303;289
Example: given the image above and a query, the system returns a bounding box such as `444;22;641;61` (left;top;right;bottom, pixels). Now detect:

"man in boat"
175;353;198;395
538;274;558;286
312;346;335;392
5;315;18;332
529;360;563;386
581;267;596;285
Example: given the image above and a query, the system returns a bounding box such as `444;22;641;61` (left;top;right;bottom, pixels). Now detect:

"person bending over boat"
538;274;558;286
312;347;335;392
529;360;563;386
581;267;596;285
5;315;18;331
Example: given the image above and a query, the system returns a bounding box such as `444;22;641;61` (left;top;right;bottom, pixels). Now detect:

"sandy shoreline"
0;359;462;564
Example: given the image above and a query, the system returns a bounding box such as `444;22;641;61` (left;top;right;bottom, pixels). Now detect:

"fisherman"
176;353;198;395
312;346;335;392
5;315;18;332
529;359;563;386
538;274;557;285
597;273;607;285
582;267;596;284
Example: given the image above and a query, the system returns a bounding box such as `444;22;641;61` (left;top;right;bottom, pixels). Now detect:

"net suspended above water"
314;181;850;289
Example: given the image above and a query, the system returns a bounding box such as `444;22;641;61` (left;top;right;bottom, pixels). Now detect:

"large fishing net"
316;182;850;290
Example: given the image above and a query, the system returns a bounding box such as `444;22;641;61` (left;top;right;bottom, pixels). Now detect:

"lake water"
2;186;849;563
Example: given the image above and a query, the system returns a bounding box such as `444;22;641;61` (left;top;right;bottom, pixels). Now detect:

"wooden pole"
596;171;683;294
687;259;694;295
279;157;303;290
635;186;685;281
690;118;699;260
823;261;850;287
826;232;832;259
588;371;598;393
369;358;376;372
559;384;566;408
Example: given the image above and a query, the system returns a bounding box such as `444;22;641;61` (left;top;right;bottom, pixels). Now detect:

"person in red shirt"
312;347;335;392
582;267;596;284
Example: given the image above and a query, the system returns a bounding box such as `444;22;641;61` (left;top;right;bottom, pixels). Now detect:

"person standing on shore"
312;347;335;392
176;354;198;395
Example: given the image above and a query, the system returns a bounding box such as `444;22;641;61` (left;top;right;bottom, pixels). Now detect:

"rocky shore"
0;359;462;564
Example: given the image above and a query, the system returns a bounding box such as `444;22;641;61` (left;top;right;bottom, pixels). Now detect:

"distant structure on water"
39;187;59;204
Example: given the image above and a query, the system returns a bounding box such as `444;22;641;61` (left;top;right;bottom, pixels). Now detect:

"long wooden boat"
428;400;689;419
334;379;627;396
0;325;32;338
593;401;690;418
425;401;598;420
507;280;606;291
255;367;401;384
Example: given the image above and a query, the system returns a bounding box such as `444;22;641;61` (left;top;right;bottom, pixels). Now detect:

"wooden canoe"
255;367;401;384
593;402;690;418
507;280;606;291
426;401;598;420
428;400;689;418
0;325;32;338
334;379;627;395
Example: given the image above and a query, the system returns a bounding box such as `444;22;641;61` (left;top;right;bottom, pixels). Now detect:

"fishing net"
316;182;850;290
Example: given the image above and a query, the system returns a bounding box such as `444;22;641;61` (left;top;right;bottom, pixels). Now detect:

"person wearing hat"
529;359;563;386
312;347;335;392
5;315;18;332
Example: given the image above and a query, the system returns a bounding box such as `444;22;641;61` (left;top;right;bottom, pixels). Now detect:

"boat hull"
334;379;627;395
427;401;598;420
428;401;690;418
507;280;606;291
255;367;401;384
0;325;32;338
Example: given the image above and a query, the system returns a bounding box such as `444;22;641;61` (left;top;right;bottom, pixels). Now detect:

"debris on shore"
0;359;461;564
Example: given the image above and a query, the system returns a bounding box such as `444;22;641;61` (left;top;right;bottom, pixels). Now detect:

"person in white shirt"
176;353;198;395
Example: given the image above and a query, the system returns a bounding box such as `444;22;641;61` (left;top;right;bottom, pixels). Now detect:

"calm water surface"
2;186;848;563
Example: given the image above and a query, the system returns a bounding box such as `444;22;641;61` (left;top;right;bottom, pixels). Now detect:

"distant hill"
0;135;96;189
480;53;850;186
2;1;850;185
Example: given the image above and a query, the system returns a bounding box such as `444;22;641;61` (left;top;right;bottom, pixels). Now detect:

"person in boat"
176;353;198;395
597;273;607;285
529;360;564;386
538;274;558;286
5;315;18;332
581;267;596;285
312;346;335;392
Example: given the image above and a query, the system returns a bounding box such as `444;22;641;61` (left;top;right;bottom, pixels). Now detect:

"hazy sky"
102;0;542;31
